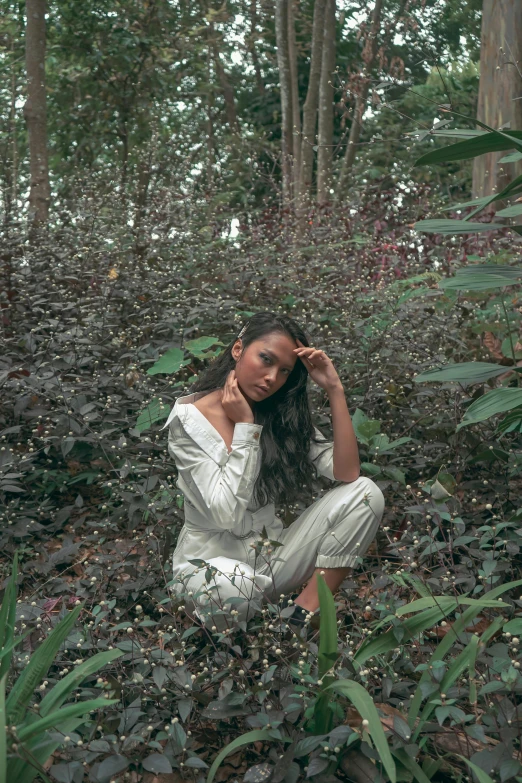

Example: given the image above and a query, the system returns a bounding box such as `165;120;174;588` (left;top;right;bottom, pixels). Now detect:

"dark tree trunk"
248;0;266;97
275;0;293;208
298;0;326;217
287;0;301;205
317;0;336;205
472;0;522;201
24;0;50;226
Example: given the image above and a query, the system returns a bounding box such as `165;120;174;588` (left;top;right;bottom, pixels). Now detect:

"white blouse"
161;389;336;569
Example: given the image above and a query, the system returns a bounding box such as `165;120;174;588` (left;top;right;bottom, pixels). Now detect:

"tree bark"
298;0;326;217
24;0;50;226
336;0;383;201
317;0;336;205
248;0;265;97
275;0;293;208
472;0;522;201
287;0;301;205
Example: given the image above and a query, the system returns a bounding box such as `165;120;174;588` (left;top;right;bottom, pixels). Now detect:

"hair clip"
237;321;249;339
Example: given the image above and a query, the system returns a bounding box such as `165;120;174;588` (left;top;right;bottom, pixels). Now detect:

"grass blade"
317;574;338;679
206;729;291;783
392;748;433;783
326;680;396;783
6;604;82;725
314;574;339;734
0;553;19;682
408;577;522;730
354;602;459;666
0;675;6;783
16;698;118;742
38;649;122;717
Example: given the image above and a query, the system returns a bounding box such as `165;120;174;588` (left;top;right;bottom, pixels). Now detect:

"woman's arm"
327;383;360;483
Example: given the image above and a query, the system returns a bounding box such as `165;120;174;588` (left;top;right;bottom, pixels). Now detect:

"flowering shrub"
1;180;522;781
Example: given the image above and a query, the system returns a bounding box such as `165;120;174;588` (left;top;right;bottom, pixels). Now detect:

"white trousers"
172;476;384;630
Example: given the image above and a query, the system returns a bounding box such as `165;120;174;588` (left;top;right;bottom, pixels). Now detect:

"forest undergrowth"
2;181;522;783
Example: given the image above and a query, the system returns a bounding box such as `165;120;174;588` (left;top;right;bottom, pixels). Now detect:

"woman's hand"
293;339;342;392
221;369;255;424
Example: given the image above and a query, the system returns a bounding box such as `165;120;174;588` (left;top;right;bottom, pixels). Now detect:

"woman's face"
231;332;299;405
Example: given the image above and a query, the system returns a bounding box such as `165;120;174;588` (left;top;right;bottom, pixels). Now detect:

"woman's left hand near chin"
293;338;342;392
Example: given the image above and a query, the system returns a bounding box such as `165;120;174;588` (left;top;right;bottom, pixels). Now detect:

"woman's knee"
357;476;385;520
332;475;385;525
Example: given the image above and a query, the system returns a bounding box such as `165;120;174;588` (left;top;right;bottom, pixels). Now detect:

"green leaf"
314;574;339;735
414;219;504;235
206;729;291;783
495;203;522;218
136;397;170;433
10;717;86;783
458;756;495;783
457;389;522;431
16;698;118;742
414;130;522;166
409;577;522;732
143;754;173;773
499;151;522;164
317;574;338;679
184;336;225;358
0;552;18;682
442;195;495;212
354;602;459;665
325;680;396;783
503;618;522;634
414;362;511;385
459;264;522;278
394;596;457;617
146;348;187;376
38;649;123;717
392;748;433;783
439;274;520;291
465;172;522;219
6;604;82;725
0;675;6;783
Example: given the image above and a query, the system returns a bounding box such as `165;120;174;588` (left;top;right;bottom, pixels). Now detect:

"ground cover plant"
2;169;522;782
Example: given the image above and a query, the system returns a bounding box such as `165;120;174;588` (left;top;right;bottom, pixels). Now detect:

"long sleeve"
167;416;263;534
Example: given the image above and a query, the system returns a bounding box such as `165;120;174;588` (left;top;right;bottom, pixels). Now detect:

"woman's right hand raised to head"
221;369;255;424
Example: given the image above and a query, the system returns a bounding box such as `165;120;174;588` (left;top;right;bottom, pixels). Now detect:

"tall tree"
24;0;49;226
336;0;383;200
472;0;522;200
298;0;326;216
275;0;294;207
316;0;336;205
287;0;301;205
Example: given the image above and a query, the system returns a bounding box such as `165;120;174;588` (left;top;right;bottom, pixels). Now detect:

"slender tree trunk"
248;0;265;97
275;0;293;208
317;0;336;205
472;0;522;201
298;0;326;217
11;45;18;218
336;0;383;201
206;49;216;188
287;0;301;205
24;0;49;226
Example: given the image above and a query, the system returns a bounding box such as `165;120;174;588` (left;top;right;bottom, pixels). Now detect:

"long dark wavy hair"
186;311;332;508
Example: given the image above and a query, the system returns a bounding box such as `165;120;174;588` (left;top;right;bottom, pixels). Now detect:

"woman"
162;312;384;632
